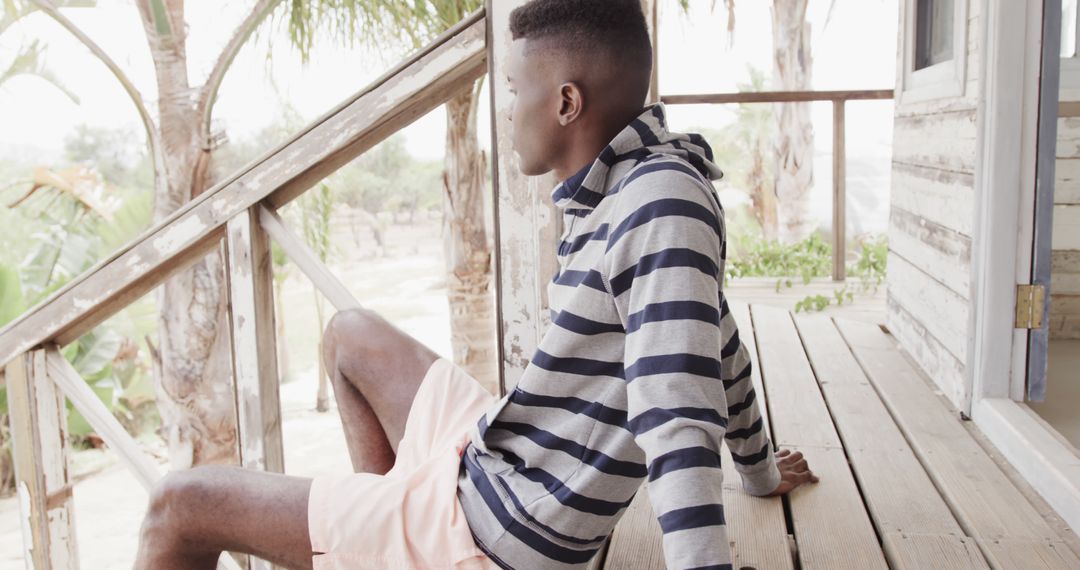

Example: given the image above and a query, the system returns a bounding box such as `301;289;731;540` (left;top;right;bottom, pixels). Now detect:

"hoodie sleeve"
600;160;780;569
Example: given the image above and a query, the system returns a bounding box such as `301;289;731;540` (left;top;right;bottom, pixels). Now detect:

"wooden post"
833;99;847;281
641;0;660;104
226;207;285;570
487;0;561;394
6;350;79;569
226;207;284;475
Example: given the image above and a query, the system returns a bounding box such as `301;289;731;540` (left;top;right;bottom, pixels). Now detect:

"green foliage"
728;233;833;286
63;124;153;190
284;0;484;62
727;233;889;313
0;156;157;448
848;234;888;288
329;134;443;216
0;263;24;327
301;182;335;263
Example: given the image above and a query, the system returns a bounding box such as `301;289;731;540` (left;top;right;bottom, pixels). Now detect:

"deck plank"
982;539;1080;569
751;305;887;569
726;303;794;570
835;318;1077;569
793;313;988;569
882;533;987;570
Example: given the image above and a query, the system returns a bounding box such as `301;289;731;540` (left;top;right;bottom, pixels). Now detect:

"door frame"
968;0;1080;534
967;0;1043;406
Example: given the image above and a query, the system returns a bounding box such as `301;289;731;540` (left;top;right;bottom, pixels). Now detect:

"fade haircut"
509;0;653;107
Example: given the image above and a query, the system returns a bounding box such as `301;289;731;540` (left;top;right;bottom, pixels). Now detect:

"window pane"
915;0;954;70
1063;0;1078;58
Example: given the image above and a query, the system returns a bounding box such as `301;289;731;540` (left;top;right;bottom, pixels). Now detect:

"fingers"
795;470;818;486
776;449;804;465
776;448;820;487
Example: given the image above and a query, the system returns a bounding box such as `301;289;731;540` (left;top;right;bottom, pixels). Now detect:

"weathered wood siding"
888;0;982;407
1052;93;1080;339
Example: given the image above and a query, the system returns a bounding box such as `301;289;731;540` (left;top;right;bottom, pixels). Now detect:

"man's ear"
558;82;584;126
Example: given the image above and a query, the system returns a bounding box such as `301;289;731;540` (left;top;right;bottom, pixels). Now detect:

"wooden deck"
592;303;1080;570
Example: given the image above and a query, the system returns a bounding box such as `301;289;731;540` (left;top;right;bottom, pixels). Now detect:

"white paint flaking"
17;481;34;564
152;216;207;254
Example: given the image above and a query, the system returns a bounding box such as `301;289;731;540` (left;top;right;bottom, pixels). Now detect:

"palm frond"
283;0;482;62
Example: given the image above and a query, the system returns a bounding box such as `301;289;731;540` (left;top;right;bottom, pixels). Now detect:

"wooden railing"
0;10;485;570
661;89;895;281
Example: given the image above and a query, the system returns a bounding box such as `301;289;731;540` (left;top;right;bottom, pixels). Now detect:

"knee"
142;467;219;542
323;308;386;366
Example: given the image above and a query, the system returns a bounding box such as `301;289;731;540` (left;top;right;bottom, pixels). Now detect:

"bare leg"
135;465;314;570
135;308;442;568
320;307;440;473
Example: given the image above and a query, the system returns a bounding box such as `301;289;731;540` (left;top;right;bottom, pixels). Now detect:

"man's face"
506;39;563;176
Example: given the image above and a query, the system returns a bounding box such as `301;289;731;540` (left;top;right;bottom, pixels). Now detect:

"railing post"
226;206;284;570
833;99;847;281
226;206;285;474
6;349;79;569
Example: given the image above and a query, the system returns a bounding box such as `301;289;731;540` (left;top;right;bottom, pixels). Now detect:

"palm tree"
679;0;827;243
23;0;492;468
1;2;82;101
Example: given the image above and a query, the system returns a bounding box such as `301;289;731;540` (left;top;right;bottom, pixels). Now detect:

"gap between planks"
835;318;1080;570
792;313;989;570
750;304;887;569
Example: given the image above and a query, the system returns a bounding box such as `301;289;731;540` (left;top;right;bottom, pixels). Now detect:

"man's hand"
766;449;819;496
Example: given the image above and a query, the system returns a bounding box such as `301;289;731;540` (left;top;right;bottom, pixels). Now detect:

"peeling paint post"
225;206;284;570
226;206;284;473
6;350;79;569
488;0;561;394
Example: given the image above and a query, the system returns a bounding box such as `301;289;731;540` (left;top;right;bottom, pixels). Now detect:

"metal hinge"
1015;284;1045;329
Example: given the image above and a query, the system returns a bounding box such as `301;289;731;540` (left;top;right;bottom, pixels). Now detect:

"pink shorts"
308;357;501;569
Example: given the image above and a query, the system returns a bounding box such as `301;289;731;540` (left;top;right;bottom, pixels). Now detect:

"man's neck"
553;113;639;181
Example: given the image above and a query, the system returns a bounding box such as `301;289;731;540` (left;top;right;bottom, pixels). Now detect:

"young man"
134;1;816;568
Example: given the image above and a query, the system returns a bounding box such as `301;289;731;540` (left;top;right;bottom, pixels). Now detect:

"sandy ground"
0;212;457;569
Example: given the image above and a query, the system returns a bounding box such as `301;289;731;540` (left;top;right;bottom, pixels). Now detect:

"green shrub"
727;233;888;312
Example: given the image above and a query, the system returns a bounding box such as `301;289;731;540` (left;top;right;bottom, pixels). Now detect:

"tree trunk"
443;87;497;395
771;0;816;244
137;0;238;469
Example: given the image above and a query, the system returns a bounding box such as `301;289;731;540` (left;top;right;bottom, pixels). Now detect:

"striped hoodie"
457;103;781;570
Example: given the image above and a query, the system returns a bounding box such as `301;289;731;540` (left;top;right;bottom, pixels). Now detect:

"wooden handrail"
0;13;486;368
663;88;895;281
662;89;894;105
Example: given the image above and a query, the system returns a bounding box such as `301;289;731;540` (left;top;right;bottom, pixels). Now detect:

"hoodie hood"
550;102;724;212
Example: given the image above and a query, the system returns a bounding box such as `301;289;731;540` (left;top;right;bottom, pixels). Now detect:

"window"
915;0;955;70
899;0;968;103
1061;0;1080;90
1063;0;1077;58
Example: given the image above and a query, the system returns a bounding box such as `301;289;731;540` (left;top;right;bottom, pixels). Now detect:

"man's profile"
134;1;817;568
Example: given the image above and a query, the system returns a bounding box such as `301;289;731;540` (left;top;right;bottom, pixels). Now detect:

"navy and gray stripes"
457;103;780;570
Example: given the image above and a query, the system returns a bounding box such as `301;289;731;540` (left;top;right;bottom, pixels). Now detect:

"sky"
0;0;899;233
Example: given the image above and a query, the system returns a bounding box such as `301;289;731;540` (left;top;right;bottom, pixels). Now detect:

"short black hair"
509;0;653;91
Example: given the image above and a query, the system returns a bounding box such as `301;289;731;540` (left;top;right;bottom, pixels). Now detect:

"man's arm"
716;303;782;496
601;165;738;570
